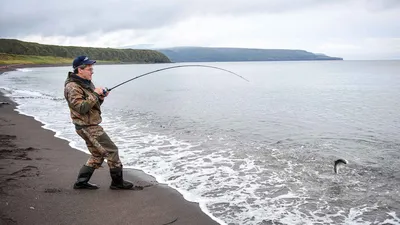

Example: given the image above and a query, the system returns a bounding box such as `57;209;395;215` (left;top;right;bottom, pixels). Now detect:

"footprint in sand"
0;146;37;160
14;147;36;160
0;134;16;141
10;165;39;178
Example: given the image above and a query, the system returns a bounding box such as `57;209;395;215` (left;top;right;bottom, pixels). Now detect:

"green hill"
154;46;343;62
0;39;171;64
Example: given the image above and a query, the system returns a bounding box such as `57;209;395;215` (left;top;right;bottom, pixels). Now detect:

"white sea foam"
380;212;400;225
16;68;33;72
12;89;44;96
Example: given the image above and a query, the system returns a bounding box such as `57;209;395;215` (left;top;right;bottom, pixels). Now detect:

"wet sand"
0;69;220;225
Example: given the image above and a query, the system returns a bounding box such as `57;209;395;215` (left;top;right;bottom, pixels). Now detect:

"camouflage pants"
75;125;122;169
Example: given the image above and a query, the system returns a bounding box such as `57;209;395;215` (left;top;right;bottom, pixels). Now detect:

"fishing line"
103;64;249;94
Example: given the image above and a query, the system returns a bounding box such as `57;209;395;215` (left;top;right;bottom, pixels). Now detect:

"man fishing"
64;55;141;190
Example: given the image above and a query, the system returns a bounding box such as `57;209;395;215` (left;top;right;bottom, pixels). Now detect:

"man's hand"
94;87;109;97
94;87;104;96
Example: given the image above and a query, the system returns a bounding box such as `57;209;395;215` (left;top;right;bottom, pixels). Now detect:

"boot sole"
73;185;99;190
73;187;99;190
110;186;143;190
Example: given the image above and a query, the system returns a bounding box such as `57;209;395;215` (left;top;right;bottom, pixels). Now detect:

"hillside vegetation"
0;39;171;64
0;53;73;65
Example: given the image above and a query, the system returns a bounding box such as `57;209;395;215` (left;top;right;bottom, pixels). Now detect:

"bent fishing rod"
102;64;249;94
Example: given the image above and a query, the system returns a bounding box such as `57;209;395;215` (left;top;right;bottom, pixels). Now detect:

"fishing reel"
102;87;110;96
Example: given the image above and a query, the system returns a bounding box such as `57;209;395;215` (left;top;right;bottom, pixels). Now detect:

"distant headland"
0;39;343;67
123;45;344;62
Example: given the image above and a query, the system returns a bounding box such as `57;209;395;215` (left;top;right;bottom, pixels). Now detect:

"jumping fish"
334;159;348;174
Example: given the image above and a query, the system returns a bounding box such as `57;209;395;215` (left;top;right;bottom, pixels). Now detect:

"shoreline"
0;61;175;75
0;64;70;74
0;67;221;225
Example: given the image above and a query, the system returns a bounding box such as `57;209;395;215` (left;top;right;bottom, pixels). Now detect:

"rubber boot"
110;167;142;190
73;165;99;189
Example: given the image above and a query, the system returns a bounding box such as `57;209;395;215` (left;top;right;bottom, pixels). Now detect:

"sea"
1;60;399;225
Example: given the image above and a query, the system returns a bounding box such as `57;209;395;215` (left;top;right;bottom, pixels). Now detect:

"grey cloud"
0;0;184;36
0;0;357;37
1;0;399;38
365;0;400;11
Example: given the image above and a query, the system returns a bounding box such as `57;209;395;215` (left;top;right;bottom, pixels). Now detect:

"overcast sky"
1;0;399;60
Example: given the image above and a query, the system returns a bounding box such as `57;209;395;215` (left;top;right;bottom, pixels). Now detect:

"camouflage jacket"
64;72;104;129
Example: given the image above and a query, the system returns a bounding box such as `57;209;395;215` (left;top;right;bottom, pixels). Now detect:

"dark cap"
72;56;96;69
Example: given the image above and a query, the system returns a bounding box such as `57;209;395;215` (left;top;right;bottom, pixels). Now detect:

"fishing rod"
103;64;249;94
